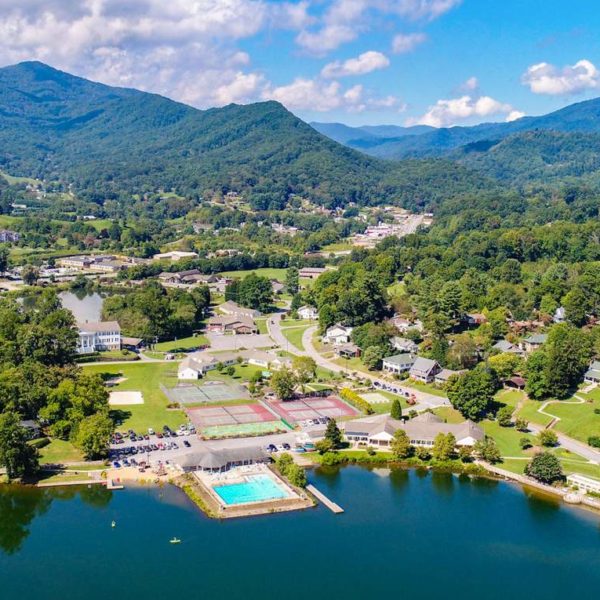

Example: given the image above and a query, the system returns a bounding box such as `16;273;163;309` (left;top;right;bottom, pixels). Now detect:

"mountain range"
0;61;488;211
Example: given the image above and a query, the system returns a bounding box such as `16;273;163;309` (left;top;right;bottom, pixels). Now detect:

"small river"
0;467;599;599
59;291;104;323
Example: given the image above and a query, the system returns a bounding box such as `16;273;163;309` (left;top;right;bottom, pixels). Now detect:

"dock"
306;484;344;514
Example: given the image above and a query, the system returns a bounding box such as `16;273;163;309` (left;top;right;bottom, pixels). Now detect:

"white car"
148;428;155;435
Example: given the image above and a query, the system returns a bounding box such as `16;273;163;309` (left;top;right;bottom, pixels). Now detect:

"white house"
382;353;415;375
323;324;353;346
77;321;121;354
297;305;318;320
584;361;600;385
153;250;199;262
177;352;237;379
567;474;600;495
219;300;262;319
391;337;418;353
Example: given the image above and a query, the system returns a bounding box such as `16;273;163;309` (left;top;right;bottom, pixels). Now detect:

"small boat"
111;521;116;528
170;537;181;544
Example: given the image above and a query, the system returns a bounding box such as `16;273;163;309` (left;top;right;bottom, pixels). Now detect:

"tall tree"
0;413;39;480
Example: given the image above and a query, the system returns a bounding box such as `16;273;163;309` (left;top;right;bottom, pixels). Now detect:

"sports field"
267;396;358;424
162;381;249;404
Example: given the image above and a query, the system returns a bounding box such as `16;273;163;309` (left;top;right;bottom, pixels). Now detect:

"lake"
1;467;599;600
59;291;104;323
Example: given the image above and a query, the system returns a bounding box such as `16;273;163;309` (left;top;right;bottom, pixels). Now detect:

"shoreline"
8;456;600;519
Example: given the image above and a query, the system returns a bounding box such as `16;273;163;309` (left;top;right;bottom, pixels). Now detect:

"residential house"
553;306;566;323
336;343;361;359
434;369;464;386
463;313;488;327
77;321;121;354
206;315;258;335
391;336;418;354
409;357;441;383
297;305;318;320
0;229;20;243
493;339;516;353
177;352;237;379
219;300;261;319
390;316;423;333
520;333;548;354
343;413;484;448
240;350;291;370
298;267;327;280
271;280;285;294
584;361;600;385
323;324;353;346
566;474;600;495
382;353;416;375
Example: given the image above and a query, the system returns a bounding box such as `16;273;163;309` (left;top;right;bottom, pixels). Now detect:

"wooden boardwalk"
306;484;344;514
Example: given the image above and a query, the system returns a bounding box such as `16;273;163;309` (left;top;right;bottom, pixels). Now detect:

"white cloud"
506;110;525;122
321;50;389;78
408;94;519;127
522;59;599;95
460;76;478;91
0;0;311;108
296;0;460;54
264;76;399;113
391;32;427;54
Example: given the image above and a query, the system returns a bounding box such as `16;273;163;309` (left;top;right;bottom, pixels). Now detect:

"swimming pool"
213;474;290;505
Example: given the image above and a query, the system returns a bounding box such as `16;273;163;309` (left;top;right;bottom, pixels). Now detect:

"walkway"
267;311;307;356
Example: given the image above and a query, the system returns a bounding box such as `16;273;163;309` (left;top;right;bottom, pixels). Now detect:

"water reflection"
59;291;104;322
430;471;455;496
0;485;114;555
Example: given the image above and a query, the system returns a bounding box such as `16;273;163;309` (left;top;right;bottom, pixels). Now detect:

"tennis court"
161;382;249;404
267;396;358;424
186;403;278;429
202;422;286;439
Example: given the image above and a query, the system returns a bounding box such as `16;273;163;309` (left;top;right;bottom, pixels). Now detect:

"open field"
217;268;287;281
540;390;600;443
154;334;209;352
39;439;85;464
83;362;186;432
516;397;554;427
433;406;464;423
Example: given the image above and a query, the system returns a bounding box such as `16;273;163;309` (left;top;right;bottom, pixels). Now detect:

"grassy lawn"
280;318;312;327
321;241;353;252
255;317;269;334
387;281;406;297
540;392;600;443
333;356;371;375
83;362;186;433
154;334;209;352
217;268;287;281
402;380;448;398
501;456;600;480
516;397;554;427
483;421;535;456
433;406;464;423
495;389;524;410
280;324;310;351
39;439;85;464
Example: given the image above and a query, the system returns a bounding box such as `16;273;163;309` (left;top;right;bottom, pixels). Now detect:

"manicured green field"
401;380;448;398
280;324;310;351
154;334;209;352
516;397;554;427
540;392;600;443
495;389;524;409
483;420;535;457
83;362;186;432
433;406;465;424
39;439;85;464
217;268;287;281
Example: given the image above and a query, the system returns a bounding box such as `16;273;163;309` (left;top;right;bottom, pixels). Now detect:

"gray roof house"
342;413;484;448
409;357;441;383
584;361;600;385
521;333;548;353
391;337;418;353
382;353;416;374
175;447;270;472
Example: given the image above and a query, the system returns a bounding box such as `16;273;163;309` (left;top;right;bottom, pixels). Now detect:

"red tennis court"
186;403;276;429
267;396;358;424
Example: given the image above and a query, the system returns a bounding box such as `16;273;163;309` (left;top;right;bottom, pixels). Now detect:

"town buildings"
77;321;121;354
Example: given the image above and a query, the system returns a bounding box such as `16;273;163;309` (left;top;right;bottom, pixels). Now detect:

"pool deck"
181;465;314;519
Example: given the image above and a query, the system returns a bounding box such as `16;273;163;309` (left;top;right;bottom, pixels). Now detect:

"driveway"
267;312;307;356
527;422;600;463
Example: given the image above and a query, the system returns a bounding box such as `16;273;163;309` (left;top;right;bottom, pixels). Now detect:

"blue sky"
1;1;599;126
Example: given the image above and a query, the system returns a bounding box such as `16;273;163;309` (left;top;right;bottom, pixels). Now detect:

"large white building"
77;321;121;354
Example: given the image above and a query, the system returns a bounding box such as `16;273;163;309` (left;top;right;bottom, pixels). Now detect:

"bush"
538;429;558;447
496;406;514;427
321;452;345;466
414;446;431;461
286;463;307;488
515;417;529;432
519;437;533;450
29;437;50;449
588;436;600;448
340;388;374;415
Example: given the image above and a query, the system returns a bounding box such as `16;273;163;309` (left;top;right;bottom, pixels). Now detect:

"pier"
306;484;344;514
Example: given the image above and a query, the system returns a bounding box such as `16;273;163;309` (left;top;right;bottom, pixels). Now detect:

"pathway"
267;311;307;356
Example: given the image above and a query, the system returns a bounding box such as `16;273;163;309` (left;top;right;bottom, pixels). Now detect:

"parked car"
183;440;191;448
148;428;155;435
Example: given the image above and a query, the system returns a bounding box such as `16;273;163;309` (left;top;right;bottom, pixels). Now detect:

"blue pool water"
213;474;289;505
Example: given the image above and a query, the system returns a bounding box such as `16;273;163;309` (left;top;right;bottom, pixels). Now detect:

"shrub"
340;388;374;415
515;417;529;432
496;406;514;427
588;436;600;448
525;451;564;484
29;437;50;449
415;446;431;461
519;437;533;450
320;452;345;466
538;429;558;447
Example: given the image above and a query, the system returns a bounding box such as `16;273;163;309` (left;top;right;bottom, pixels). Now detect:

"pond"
59;291;104;323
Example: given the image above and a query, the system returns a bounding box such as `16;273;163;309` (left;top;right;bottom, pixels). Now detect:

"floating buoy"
170;537;181;544
111;521;116;528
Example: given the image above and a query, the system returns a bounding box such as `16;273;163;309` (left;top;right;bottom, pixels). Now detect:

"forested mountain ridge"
0;61;490;211
314;95;600;161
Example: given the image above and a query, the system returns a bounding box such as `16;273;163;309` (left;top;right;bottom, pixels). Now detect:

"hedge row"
340;388;374;415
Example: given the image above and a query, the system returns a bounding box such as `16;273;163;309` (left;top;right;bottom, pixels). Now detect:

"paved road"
267;312;307;356
527;422;600;463
300;326;449;411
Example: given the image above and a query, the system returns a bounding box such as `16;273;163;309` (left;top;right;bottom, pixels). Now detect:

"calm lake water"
1;467;599;600
59;291;104;323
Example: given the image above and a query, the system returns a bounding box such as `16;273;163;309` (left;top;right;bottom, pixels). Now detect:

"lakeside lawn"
516;397;554;427
280;324;311;351
39;439;85;465
217;267;287;281
539;390;600;443
483;420;535;457
83;362;186;432
154;333;209;352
